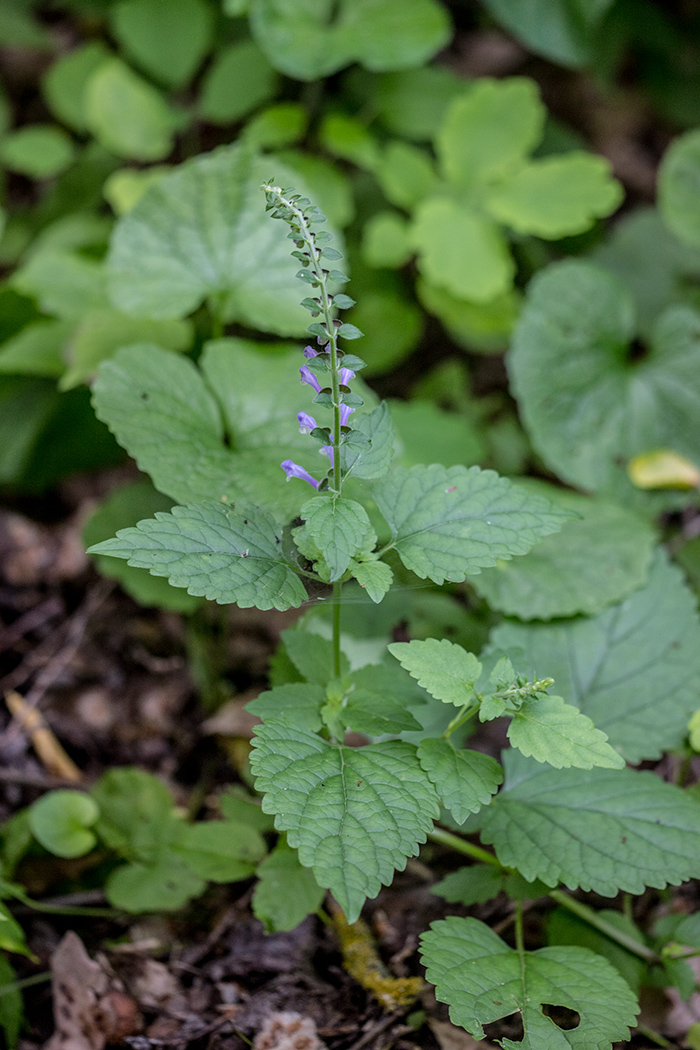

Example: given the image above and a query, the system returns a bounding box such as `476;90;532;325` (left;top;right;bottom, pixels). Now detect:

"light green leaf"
0;901;30;956
85;58;175;162
479;0;615;67
341;401;395;479
110;0;214;88
416;279;520;354
0;125;75;180
199;39;278;123
372;65;464;141
91;767;175;859
388;638;481;706
252;841;325;932
376;141;437;209
28;790;98;859
507;694;625;770
342;668;423;734
659;128;700;250
348;557;393;603
362;211;413;269
509;260;700;496
390;399;485;469
472;483;656;620
83;479;201;612
246;683;325;732
173;819;267;882
274;150;355;229
481;750;700;894
300;497;375;582
431;864;505;906
417;739;503;824
0;319;72;378
421;915;637;1048
103;166;171;215
489;549;700;763
219;788;276;833
106;855;205;912
243;102;308;150
281;629;350;684
411;197;514;303
42;40;111;133
251;721;439;922
11;249;108;318
436;79;544;191
485;153;622;238
107;145;334;334
374;463;573;585
87;502;307;611
249;0;451;81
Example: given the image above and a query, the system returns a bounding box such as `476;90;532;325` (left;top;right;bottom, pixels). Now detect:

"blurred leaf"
110;0;214;87
371;65;465;141
376;141;437;209
417;279;519;353
103;166;170;215
253;840;325;931
390;399;485;468
546;907;646;993
320;112;381;170
173;819;267;881
0;126;76;180
85;58;176;161
0;319;72;378
479;0;615;67
42;41;111;133
0;954;22;1049
345;279;422;373
106;855;205;912
659;127;700;250
362;211;413;269
275;151;354;228
28;790;99;859
628;449;700;490
242;102;308;149
12;250;108;318
199;39;278;123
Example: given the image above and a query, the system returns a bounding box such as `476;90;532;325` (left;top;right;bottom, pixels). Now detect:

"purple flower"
303;345;318;359
281;460;320;488
340;404;354;426
299;365;321;393
297;411;317;434
320;445;334;468
339;367;355;386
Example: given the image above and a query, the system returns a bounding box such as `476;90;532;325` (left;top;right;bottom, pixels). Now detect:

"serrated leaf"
246;683;325;732
547;908;646;995
172;819;267;882
300;496;375;581
281;629;350;684
507;694;624;770
418;739;503;824
342;674;423;735
374;464;573;585
341;401;395;480
249;0;451;81
107;145;340;334
421;915;637;1048
659;128;700;250
87;502;307;611
348;557;393;603
471;482;656;620
388;638;481;706
489;549;700;762
253;841;325;932
481;750;700;894
485;153;622;238
250;720;439;922
508;260;700;498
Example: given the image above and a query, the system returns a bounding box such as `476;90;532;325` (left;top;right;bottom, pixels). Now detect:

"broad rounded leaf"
110;0;214;88
29;790;98;859
472;483;656;620
388;638;481;706
509;260;700;496
418;739;502;824
87;501;308;611
0;125;75;179
659;128;700;250
173;819;267;881
42;41;111;133
253;842;325;932
481;750;700;895
85;58;175;162
251;719;439;922
107;145;336;334
106;855;205;912
421;915;637;1048
199;40;278;124
479;0;615;67
374;463;574;585
489;549;700;763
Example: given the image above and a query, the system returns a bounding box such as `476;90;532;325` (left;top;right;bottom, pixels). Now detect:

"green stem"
443;702;479;740
13;892;117;919
428;827;502;868
332;578;342;679
634;1022;672;1048
0;971;51;997
549;890;659;963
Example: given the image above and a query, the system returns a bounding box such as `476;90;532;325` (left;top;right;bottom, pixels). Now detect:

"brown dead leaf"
5;691;82;782
429;1018;497;1050
254;1012;327;1050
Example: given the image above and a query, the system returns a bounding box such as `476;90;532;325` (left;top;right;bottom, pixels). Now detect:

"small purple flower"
339;367;355;386
281;460;320;488
299;365;321;393
320;445;334;467
340;404;354;427
303;345;318;359
297;411;317;434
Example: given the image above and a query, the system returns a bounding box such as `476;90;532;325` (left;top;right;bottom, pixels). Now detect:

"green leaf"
83;479;201;612
471;483;656;620
371;65;464;142
243;102;308;149
0;125;75;179
436;79;544;191
0;902;30;956
341;402;395;480
479;0;615;67
85;58;175;162
110;0;214;88
489;549;700;762
411;197;514;303
417;739;503;824
42;40;111;133
0;954;22;1049
362;211;413;269
252;840;325;932
219;788;276;833
107;145;336;334
274;150;355;229
388;638;481;706
12;249;108;318
507;694;625;770
249;0;451;81
300;496;375;581
376;140;437;209
432;864;505;906
509;260;700;497
659;128;700;250
342;669;423;734
485;153;622;238
417;279;519;355
91;767;175;859
0;319;72;378
281;629;350;683
374;464;574;585
251;720;439;922
421;915;637;1048
199;39;278;123
481;750;700;894
390;399;485;469
104;166;170;215
546;908;647;995
348;557;393;603
28;790;98;859
173;819;267;882
246;683;326;732
106;855;205;912
87;502;307;611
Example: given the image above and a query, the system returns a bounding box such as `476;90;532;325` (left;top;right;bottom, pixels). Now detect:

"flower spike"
300;365;321;393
